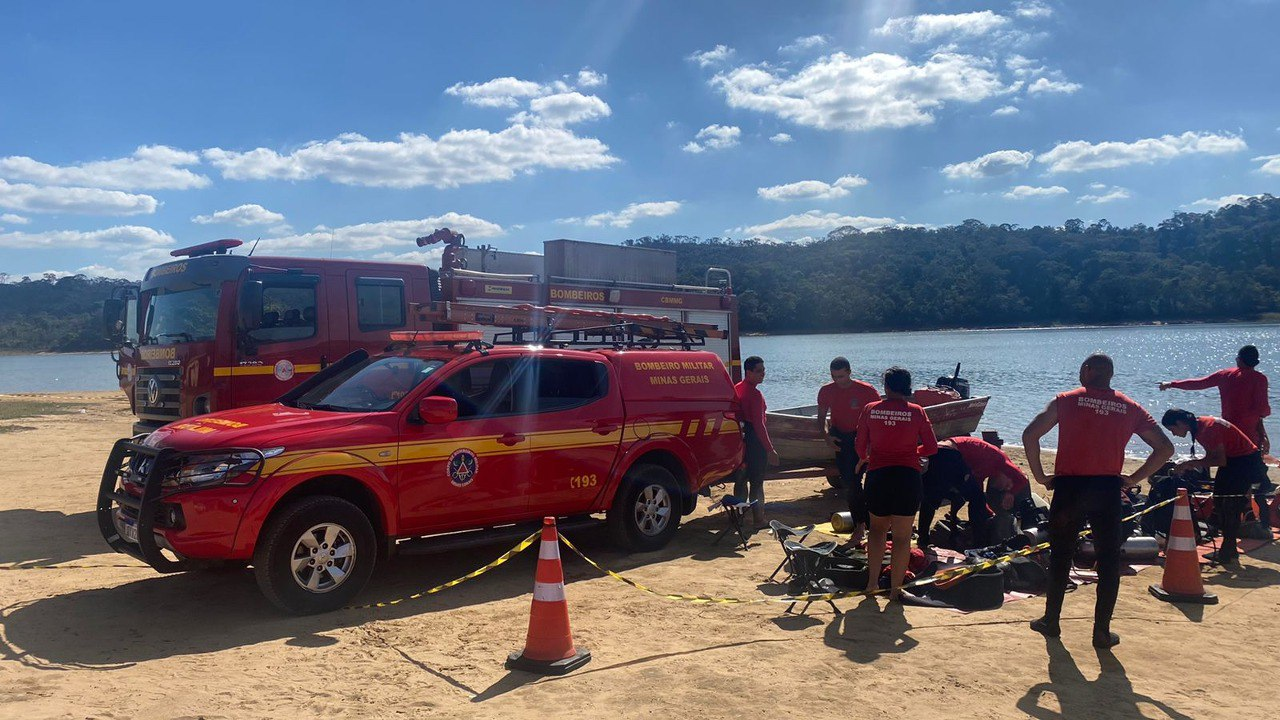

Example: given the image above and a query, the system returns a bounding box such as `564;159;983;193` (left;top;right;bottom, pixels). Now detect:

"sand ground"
1;392;1277;720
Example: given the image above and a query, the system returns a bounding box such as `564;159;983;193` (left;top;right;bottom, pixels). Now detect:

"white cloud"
557;201;682;228
0;178;159;215
1078;186;1131;203
779;35;829;53
769;133;794;144
1038;132;1248;173
0;145;209;190
873;11;1010;43
682;124;741;153
1027;76;1081;94
1088;182;1107;190
992;105;1020;116
757;175;868;201
711;52;1005;131
192;203;287;228
942;149;1034;179
203;125;617;189
0;212;29;225
370;247;447;266
1254;154;1280;175
1003;185;1068;199
1183;193;1264;211
256;213;504;254
444;77;549;108
736;210;899;239
519;92;612;127
1014;1;1054;20
0;225;174;250
575;69;607;88
687;45;735;68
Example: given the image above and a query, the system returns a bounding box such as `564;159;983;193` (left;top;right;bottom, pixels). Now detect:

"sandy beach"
1;392;1276;719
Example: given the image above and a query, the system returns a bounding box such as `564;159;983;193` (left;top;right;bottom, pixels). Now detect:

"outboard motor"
936;363;971;399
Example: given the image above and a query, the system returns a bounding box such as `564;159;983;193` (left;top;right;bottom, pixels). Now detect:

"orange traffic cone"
1149;489;1218;605
506;517;591;674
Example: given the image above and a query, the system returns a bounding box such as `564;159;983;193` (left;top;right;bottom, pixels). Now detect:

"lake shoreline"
740;316;1280;338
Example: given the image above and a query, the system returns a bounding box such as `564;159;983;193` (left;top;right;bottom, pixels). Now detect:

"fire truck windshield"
143;286;220;344
293;357;445;412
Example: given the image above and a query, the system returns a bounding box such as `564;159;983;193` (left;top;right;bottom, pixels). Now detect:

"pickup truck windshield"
296;356;444;412
144;286;220;344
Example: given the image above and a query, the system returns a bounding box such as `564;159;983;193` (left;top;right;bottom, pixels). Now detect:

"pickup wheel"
608;464;682;552
253;496;376;615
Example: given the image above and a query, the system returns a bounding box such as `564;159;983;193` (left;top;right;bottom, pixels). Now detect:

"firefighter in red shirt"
1160;345;1271;453
734;356;778;524
1161;409;1269;567
1024;354;1173;648
856;367;938;599
816;356;881;543
919;436;1031;549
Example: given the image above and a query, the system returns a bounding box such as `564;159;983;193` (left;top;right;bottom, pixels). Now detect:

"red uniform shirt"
949;435;1030;494
1194;415;1257;458
1169;367;1271;443
734;379;774;453
855;398;938;471
817;379;881;433
1054;387;1158;477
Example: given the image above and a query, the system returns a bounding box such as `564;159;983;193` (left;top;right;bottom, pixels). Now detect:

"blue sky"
2;0;1279;279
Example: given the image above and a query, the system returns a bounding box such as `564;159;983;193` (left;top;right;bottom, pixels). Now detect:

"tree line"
626;195;1280;334
2;195;1278;351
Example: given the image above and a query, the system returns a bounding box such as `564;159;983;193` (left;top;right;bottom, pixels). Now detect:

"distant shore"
740;316;1280;338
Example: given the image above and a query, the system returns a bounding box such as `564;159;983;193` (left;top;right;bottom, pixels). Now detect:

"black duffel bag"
1000;556;1049;594
923;565;1005;610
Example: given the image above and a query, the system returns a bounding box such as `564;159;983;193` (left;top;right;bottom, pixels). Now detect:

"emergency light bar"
388;330;484;344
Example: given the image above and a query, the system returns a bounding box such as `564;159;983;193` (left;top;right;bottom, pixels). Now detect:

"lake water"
1;324;1276;453
742;323;1279;455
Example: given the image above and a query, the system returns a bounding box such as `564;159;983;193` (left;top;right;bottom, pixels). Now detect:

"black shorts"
865;466;923;517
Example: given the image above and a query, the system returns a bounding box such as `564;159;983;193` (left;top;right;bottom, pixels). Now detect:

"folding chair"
710;495;756;551
783;540;842;615
767;520;819;581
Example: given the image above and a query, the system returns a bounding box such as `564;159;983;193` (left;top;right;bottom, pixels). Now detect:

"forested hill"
627;195;1280;334
2;196;1279;352
0;274;134;352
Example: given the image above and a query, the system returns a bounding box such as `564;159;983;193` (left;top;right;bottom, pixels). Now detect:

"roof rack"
491;321;709;350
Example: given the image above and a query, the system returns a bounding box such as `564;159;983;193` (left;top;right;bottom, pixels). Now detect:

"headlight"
167;447;284;488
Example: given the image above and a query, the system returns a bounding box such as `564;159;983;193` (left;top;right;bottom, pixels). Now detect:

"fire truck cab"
97;326;744;614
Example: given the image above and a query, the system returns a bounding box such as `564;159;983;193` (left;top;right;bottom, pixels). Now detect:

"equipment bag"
1001;557;1049;594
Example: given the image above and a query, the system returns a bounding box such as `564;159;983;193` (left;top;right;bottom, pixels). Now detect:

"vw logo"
146;377;161;406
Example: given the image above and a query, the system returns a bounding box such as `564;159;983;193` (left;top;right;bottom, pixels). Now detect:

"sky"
2;0;1279;280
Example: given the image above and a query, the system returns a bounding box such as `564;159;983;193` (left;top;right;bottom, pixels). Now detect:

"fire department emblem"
447;448;479;488
273;360;295;381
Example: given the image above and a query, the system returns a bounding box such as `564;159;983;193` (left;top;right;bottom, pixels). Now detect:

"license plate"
115;509;139;544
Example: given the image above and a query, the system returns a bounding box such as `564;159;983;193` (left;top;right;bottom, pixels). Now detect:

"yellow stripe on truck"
213;364;323;377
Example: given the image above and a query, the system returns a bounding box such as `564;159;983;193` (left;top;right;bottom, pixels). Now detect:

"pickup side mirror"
238;279;263;332
417;396;458;424
102;298;125;341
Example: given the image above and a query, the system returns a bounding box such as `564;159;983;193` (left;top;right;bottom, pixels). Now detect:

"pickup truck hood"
145;403;370;452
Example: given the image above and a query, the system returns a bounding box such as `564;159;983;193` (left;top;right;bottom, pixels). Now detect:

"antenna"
248;237;261;256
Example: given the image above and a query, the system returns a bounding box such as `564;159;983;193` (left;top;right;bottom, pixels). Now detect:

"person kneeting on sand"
1023;353;1173;649
856;367;938;599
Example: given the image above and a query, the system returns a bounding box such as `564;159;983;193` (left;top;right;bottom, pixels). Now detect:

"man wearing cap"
1160;345;1271;454
1024;353;1173;649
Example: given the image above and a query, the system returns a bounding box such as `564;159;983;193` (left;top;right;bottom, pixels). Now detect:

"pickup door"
521;357;623;518
395;356;532;535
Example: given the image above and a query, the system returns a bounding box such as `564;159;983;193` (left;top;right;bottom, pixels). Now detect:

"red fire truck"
97;328;744;613
104;230;740;434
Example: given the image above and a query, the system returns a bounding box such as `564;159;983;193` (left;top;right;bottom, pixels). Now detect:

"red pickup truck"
97;337;744;613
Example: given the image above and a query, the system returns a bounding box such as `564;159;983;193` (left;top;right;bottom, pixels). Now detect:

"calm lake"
1;323;1276;453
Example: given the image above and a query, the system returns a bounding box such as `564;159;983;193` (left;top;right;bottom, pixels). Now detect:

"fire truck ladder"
424;301;726;351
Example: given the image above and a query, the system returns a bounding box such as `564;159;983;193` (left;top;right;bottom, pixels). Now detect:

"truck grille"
135;368;181;422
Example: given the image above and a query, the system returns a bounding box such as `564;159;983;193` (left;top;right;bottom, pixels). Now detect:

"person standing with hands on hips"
735;356;779;525
856;367;938;600
817;356;882;545
1024;353;1173;649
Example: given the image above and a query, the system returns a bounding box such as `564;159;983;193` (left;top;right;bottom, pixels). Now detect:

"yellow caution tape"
559;534;764;604
345;531;540;610
0;563;152;571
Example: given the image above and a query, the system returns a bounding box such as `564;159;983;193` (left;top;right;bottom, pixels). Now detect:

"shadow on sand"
1015;640;1193;720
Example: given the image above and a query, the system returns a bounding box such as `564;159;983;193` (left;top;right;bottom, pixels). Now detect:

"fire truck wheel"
608;464;682;552
253;496;376;615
